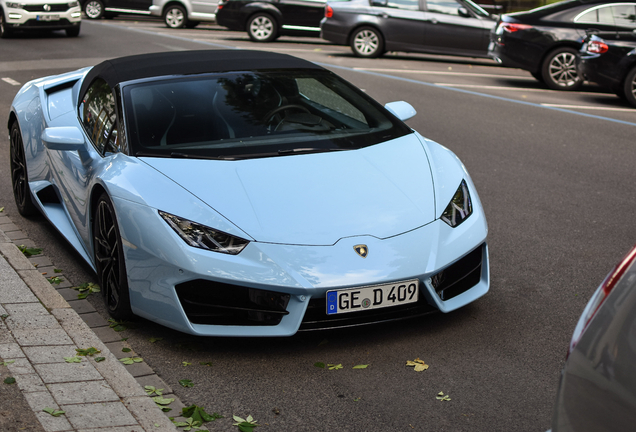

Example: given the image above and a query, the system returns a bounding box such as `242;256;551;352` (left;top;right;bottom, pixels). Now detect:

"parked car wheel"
94;193;133;320
164;5;186;29
83;0;104;19
247;13;277;42
9;122;37;216
66;26;80;37
622;66;636;108
351;27;384;58
0;11;14;38
541;47;582;90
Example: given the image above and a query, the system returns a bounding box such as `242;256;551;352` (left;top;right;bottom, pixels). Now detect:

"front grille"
23;4;70;12
431;246;483;300
299;295;437;331
176;280;290;326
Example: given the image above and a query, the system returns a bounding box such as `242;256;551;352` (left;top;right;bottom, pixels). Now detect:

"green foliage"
149;337;163;343
199;361;213;366
18;244;42;257
54;268;63;273
179;379;194;388
352;364;369;369
173;417;208;431
4;377;16;385
182;361;192;367
232;415;258;432
122;348;131;353
48;276;63;285
314;362;325;369
436;391;451;401
76;347;101;357
145;386;164;396
95;357;106;362
328;364;343;370
72;282;100;299
120;357;143;365
64;356;82;363
181;405;222;423
0;360;15;366
42;407;65;417
152;396;174;406
108;319;128;332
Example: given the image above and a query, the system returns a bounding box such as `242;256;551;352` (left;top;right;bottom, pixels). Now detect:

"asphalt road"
1;18;636;431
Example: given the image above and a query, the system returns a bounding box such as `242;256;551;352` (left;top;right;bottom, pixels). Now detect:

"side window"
79;78;118;155
426;0;462;16
577;5;619;24
386;0;419;10
612;4;636;27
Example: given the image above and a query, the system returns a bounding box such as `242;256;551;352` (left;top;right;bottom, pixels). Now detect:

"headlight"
6;2;22;8
69;1;80;7
441;180;472;228
159;211;249;255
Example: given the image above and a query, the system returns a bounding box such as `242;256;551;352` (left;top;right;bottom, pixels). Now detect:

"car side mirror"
41;126;85;151
385;101;416;121
371;0;388;6
458;7;470;17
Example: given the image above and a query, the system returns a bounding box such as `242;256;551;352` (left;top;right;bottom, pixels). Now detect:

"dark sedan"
215;0;325;42
489;0;636;91
578;34;636;107
321;0;496;58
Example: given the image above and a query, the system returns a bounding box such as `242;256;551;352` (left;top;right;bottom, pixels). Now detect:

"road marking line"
434;83;604;96
541;103;635;112
354;68;531;80
2;77;21;86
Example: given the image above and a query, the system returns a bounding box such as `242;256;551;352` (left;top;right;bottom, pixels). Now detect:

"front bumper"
115;196;489;337
4;5;81;29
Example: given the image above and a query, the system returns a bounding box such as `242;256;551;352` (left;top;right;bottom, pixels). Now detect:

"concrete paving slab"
48;380;119;405
15;372;47;393
105;341;135;359
57;288;80;302
34;362;103;384
23;391;74;432
4;302;50;316
22;346;78;364
92;326;124;343
5;313;61;331
17;269;70;310
0;342;26;359
28;256;54;268
0;325;13;344
80;312;108;328
0;221;20;231
0;242;35;270
68;300;97;314
5;230;28;241
77;427;145;432
12;328;74;346
123;396;179;431
61;402;138;429
7;357;36;375
121;361;155;378
89;356;148;399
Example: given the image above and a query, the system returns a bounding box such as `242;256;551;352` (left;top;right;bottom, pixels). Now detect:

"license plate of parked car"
326;279;419;315
37;15;60;21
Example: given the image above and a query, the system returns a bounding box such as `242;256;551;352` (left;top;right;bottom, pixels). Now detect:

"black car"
578;34;636;106
489;0;636;91
321;0;496;58
215;0;325;42
82;0;151;19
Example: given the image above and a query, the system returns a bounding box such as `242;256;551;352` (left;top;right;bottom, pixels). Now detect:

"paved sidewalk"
0;211;179;432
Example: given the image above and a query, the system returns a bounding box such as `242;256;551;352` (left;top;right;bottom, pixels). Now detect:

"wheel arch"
162;0;191;17
347;23;384;46
7;110;18;132
243;4;282;29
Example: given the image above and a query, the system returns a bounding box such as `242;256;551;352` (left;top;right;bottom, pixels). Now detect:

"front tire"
541;47;582;91
1;12;14;38
10;122;37;216
622;66;636;108
247;13;277;42
83;0;104;19
164;5;186;29
93;193;133;320
350;26;384;58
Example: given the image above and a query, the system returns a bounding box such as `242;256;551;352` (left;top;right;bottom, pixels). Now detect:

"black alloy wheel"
247;13;278;42
351;26;385;58
541;47;583;91
93;193;133;320
10;122;37;216
622;66;636;108
83;0;104;19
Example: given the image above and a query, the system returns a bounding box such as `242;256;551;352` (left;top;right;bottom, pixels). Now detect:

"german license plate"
37;14;60;21
326;279;419;315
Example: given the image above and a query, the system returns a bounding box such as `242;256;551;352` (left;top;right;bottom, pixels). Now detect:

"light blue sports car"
8;50;489;336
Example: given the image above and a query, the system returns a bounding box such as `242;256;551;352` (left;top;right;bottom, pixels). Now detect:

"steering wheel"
263;104;310;124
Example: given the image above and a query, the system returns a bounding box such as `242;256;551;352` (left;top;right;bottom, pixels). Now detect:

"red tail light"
501;22;532;33
325;5;333;18
587;40;609;54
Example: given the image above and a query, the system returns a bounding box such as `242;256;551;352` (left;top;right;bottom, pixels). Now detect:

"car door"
420;0;492;56
191;0;218;16
369;0;426;52
106;0;152;12
277;0;326;30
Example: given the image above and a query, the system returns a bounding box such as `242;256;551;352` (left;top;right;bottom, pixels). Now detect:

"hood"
141;134;436;245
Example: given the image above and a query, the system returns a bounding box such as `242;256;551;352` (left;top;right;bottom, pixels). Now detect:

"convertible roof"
80;50;323;98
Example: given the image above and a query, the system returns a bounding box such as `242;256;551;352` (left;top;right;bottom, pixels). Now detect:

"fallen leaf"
145;386;164;396
179;379;194;388
76;347;100;357
42;407;65;417
352;364;369;369
95;357;106;362
436;391;451;401
406;358;429;372
64;356;82;363
199;361;213;366
152;396;175;406
182;405;222;423
327;363;343;370
4;377;16;385
149;337;163;343
182;361;192;367
122;348;131;353
314;362;325;369
120;357;143;365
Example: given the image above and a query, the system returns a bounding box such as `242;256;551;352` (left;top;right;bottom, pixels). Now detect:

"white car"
0;0;81;38
149;0;217;28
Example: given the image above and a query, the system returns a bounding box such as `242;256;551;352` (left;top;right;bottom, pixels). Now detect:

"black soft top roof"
79;49;323;98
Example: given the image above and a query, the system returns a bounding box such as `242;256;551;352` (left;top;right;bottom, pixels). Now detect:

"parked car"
8;49;489;336
81;0;152;19
550;244;636;431
489;0;636;91
215;0;324;42
150;0;217;28
320;0;496;59
0;0;81;37
577;34;636;107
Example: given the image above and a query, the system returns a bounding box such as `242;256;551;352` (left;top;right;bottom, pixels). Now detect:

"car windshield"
122;69;411;159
